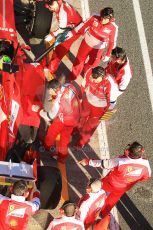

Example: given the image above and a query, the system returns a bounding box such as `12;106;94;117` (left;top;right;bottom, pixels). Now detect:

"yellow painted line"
56;135;69;203
0;182;33;188
58;162;69;203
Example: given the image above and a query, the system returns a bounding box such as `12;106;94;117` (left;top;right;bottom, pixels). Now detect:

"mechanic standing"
105;46;132;96
38;79;81;163
76;66;118;148
45;0;82;75
69;7;118;80
80;142;151;217
76;178;107;229
0;180;40;230
47;200;85;230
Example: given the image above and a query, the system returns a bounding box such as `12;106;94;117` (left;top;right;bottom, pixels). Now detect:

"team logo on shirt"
93;21;99;27
9;219;18;227
9;205;15;212
127;166;132;173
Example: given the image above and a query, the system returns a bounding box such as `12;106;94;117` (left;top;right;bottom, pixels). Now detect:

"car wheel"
31;1;53;39
37;166;62;209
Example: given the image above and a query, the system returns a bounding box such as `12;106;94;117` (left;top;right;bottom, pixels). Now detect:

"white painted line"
68;182;82;198
97;122;119;230
132;0;153;111
80;1;119;229
69;148;91;179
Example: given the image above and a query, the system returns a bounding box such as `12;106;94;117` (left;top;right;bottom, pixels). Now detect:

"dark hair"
129;142;144;158
47;79;61;89
100;7;114;19
48;0;58;5
111;47;127;60
92;66;105;79
61;200;76;217
0;40;14;59
12;180;28;196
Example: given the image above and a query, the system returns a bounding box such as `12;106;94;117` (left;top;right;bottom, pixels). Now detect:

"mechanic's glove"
39;109;52;122
44;33;55;43
32;105;40;112
102;55;110;63
79;158;90;166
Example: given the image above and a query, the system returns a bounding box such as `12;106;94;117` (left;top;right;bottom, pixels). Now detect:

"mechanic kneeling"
0;180;40;230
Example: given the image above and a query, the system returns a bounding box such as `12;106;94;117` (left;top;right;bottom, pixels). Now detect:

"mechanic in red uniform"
45;0;82;75
38;79;81;163
69;7;118;80
105;46;132;96
76;178;106;229
0;180;40;230
80;142;151;216
76;66;118;147
47;200;85;230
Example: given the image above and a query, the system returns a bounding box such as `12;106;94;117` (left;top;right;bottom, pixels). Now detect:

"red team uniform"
0;192;40;230
87;154;151;216
77;189;106;228
78;68;118;146
43;83;81;161
106;57;132;95
70;14;118;79
48;0;82;74
47;216;85;230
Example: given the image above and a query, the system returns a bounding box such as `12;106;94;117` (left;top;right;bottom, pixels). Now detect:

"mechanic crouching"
0;180;40;230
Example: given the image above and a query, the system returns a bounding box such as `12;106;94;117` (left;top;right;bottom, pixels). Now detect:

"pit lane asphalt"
87;0;153;229
17;0;153;229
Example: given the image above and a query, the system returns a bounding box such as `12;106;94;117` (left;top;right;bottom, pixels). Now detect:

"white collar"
11;194;26;202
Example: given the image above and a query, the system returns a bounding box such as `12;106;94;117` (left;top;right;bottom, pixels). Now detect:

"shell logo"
9;219;18;227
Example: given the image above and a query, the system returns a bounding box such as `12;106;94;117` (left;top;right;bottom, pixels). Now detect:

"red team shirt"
74;15;118;56
47;216;85;230
88;155;151;191
77;190;106;227
53;1;82;37
81;68;119;109
0;193;40;230
106;58;132;95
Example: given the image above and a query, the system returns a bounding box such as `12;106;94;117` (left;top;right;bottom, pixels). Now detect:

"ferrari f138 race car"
0;0;67;210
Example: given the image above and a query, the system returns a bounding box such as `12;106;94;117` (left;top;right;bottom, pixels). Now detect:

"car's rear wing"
0;159;37;188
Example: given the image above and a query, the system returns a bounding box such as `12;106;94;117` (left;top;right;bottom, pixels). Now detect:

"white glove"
103;55;110;62
32;105;40;112
44;33;55;42
39;109;51;122
108;101;117;111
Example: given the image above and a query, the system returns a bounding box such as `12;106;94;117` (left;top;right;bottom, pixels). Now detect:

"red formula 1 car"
0;0;45;160
0;0;63;209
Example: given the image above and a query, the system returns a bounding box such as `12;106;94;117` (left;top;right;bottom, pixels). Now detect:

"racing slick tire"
37;166;62;209
31;1;53;39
